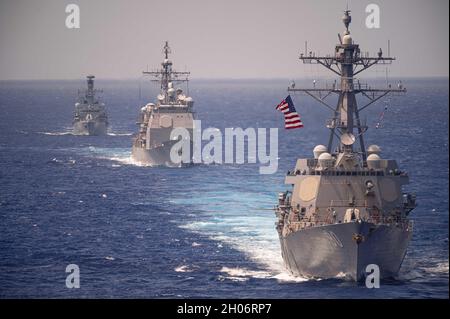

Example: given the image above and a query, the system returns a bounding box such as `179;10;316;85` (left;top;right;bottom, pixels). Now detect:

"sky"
0;0;448;80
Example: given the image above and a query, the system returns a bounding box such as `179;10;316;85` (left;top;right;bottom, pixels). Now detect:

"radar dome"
342;12;351;27
367;153;381;161
343;34;352;45
318;152;332;160
168;88;175;96
367;153;382;169
318;152;333;168
367;145;381;155
313;145;327;159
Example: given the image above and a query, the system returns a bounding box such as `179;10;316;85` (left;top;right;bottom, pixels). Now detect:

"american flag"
275;95;303;129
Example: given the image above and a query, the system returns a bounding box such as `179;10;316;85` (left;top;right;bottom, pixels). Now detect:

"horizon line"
0;76;449;82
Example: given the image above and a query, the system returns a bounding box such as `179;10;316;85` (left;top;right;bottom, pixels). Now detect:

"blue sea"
0;78;448;298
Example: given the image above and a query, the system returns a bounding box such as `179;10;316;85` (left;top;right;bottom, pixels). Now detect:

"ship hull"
279;221;412;281
73;120;108;136
131;140;193;167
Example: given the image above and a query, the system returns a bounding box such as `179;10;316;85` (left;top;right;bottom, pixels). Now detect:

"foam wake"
219;266;310;282
71;146;155;167
176;186;310;282
107;132;133;136
39;131;73;136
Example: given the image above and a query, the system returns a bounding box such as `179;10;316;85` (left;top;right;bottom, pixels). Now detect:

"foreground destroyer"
132;42;195;166
275;11;416;281
73;75;108;135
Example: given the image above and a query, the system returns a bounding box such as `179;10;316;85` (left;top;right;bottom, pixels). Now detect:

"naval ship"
132;42;195;166
275;10;417;281
73;75;108;135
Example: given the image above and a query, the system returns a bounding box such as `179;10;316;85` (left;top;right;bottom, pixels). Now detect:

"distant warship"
132;41;195;166
275;10;416;281
73;75;108;135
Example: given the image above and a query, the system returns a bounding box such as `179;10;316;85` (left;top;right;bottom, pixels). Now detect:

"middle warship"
132;42;195;166
275;10;417;281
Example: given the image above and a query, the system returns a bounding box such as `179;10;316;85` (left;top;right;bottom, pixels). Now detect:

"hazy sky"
0;0;448;80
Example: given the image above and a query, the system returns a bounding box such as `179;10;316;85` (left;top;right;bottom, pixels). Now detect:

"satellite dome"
342;12;351;27
367;153;381;161
367;144;381;155
367;153;381;169
313;145;327;159
168;88;175;96
343;34;352;45
318;152;333;168
318;152;332;160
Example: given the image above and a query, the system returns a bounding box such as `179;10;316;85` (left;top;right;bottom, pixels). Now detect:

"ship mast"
86;75;95;104
142;41;190;104
289;10;406;163
79;75;101;105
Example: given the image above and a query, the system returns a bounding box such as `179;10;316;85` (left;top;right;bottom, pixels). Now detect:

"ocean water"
0;78;448;298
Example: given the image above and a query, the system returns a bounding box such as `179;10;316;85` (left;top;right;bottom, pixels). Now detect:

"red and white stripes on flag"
275;95;303;129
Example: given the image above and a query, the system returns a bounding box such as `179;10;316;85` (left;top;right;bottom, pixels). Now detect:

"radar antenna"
142;41;191;104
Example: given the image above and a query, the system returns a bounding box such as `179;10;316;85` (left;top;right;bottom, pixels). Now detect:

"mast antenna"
388;39;391;57
163;41;171;59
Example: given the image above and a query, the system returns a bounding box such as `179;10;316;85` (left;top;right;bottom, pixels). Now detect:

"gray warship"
73;75;108;135
275;10;417;281
132;41;195;166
